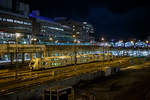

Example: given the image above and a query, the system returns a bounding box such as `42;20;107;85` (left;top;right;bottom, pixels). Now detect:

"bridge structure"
0;44;149;65
0;43;149;100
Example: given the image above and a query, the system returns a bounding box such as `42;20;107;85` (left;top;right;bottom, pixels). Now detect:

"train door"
61;57;66;66
67;56;72;65
76;55;81;64
70;55;75;65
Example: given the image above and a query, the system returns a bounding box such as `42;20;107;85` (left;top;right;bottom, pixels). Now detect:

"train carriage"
29;56;73;70
29;53;113;70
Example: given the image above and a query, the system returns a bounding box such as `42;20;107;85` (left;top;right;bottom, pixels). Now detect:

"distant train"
29;53;113;70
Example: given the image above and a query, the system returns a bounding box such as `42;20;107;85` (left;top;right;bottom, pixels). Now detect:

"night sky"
22;0;150;40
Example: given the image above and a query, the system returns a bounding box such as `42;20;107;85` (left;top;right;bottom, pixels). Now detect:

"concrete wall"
0;70;104;100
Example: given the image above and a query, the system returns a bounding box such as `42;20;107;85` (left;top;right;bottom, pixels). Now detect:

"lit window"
42;26;47;28
76;32;80;34
23;22;28;25
43;26;64;31
47;26;64;31
14;20;23;24
41;30;46;32
0;17;2;21
17;20;23;24
51;63;60;66
23;22;31;25
14;20;17;23
27;22;32;25
83;22;87;24
7;19;13;23
3;18;6;21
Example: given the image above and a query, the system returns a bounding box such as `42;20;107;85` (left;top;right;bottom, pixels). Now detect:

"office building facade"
0;10;32;44
30;12;74;44
55;18;95;42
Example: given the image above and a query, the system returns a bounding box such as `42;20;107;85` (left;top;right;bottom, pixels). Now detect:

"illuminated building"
55;18;95;42
0;10;32;44
0;0;32;44
30;11;74;43
82;22;95;42
0;1;95;44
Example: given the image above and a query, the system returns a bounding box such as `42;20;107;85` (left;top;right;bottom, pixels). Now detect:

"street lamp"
146;40;149;54
130;40;135;56
101;37;105;68
74;39;77;43
72;34;77;65
49;37;54;45
16;33;21;38
15;33;21;79
77;40;80;44
146;40;149;48
31;37;37;44
119;40;124;57
49;37;53;41
130;40;134;45
31;37;37;58
101;37;104;41
72;34;76;38
73;39;77;65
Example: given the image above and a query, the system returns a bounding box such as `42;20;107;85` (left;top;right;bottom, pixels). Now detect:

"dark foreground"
75;63;150;100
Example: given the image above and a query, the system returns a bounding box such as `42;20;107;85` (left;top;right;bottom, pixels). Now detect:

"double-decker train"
29;53;113;70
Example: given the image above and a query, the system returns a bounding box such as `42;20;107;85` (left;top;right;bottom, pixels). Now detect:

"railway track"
0;57;131;85
0;57;133;82
0;57;142;96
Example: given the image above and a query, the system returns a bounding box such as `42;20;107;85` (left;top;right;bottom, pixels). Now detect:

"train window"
83;55;87;58
51;63;54;66
55;58;59;61
51;58;54;61
51;58;59;61
51;63;57;66
51;63;61;66
42;62;47;65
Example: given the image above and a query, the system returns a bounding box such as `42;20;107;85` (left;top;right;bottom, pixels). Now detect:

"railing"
0;44;46;53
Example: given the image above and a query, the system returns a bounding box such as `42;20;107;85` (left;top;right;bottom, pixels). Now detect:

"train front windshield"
29;61;35;66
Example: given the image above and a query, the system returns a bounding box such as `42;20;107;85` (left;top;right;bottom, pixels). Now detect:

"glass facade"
0;11;94;45
0;12;32;44
34;18;74;43
0;17;32;25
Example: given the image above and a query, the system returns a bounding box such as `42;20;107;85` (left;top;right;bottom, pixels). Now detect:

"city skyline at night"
1;1;150;100
22;0;150;40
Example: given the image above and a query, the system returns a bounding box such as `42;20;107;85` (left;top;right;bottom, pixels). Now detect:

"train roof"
42;56;71;59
